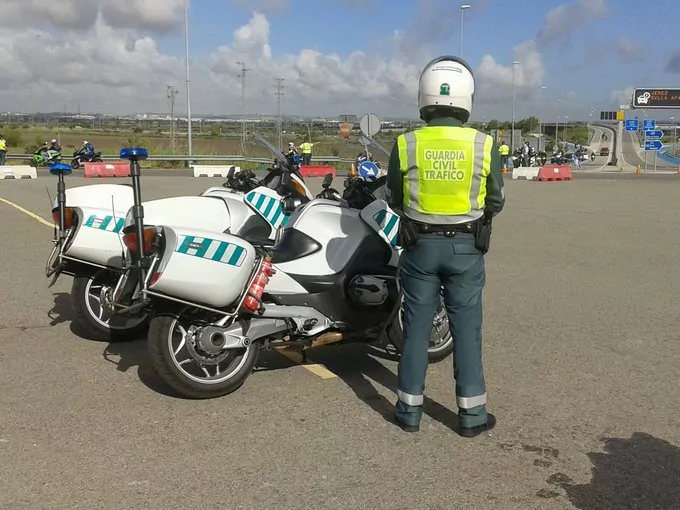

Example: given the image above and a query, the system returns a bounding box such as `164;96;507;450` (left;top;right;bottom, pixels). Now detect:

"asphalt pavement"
1;175;679;509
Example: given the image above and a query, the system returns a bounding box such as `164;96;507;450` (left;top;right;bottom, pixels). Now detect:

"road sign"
644;129;664;139
358;161;379;180
643;119;656;131
644;140;663;151
624;119;639;131
616;111;624;121
633;88;680;109
359;113;381;137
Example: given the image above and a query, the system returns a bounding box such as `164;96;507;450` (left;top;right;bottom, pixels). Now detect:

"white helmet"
51;139;57;143
83;140;88;145
417;56;475;122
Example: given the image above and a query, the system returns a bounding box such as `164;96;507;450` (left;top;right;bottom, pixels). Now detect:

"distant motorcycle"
31;149;61;167
71;148;103;169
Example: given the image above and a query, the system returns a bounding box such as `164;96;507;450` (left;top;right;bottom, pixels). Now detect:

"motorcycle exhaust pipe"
310;332;343;348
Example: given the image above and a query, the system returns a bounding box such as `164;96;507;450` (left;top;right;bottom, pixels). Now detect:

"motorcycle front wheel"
71;158;80;169
71;270;150;342
388;294;454;363
147;308;260;399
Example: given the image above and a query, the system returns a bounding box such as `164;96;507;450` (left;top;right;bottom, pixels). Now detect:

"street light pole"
511;61;519;152
184;0;193;159
236;61;249;156
460;4;471;58
539;86;546;150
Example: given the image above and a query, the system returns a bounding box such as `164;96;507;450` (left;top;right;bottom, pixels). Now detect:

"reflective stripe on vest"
397;126;492;224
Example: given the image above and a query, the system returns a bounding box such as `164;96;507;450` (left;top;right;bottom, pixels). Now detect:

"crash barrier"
512;167;540;180
1;166;38;179
84;162;130;178
536;165;572;182
191;165;241;178
299;165;336;177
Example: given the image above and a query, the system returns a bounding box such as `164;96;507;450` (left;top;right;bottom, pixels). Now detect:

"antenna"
166;85;179;152
274;77;285;150
236;61;250;157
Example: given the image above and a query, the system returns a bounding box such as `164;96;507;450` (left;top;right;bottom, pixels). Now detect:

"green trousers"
395;233;488;428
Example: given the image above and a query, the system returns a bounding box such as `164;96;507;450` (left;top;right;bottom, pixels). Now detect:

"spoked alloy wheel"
71;270;150;342
388;291;454;363
147;308;259;399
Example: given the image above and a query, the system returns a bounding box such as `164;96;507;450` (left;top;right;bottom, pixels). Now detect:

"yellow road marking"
276;349;338;379
0;197;52;227
0;195;339;380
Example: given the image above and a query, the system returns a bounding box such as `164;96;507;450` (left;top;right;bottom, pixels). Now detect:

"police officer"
385;56;505;437
299;138;314;165
498;140;510;169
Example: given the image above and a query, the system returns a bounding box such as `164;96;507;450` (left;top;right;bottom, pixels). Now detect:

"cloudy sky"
0;0;678;121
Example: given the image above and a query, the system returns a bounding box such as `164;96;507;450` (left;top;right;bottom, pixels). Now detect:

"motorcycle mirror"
282;196;302;215
227;165;236;179
322;173;333;189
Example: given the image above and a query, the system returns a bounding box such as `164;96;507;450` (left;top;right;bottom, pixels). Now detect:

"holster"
398;219;420;251
474;211;493;254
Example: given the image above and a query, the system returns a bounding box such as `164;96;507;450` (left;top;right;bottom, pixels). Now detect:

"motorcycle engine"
348;275;389;306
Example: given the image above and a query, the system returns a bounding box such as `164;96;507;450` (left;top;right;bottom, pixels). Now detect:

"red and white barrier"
299;165;336;177
84;162;130;178
191;165;240;178
537;165;572;182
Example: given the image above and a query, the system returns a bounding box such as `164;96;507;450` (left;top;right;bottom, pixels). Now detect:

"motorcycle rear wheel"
71;158;80;169
71;270;150;342
387;294;454;363
147;309;260;399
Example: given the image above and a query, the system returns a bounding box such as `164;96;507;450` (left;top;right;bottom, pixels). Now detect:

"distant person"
0;134;6;166
82;140;95;158
299;138;314;165
48;138;61;152
521;141;530;166
498;141;510;168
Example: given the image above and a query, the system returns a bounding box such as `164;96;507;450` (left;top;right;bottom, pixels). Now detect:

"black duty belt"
414;221;478;236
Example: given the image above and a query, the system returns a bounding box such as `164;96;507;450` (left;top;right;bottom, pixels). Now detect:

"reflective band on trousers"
457;393;487;409
397;126;492;224
398;389;424;406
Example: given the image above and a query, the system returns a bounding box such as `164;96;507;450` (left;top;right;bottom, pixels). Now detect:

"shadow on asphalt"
48;291;458;427
559;433;680;509
535;432;680;507
308;342;460;432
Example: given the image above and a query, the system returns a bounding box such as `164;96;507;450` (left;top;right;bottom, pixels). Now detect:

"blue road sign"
644;129;664;139
644;140;663;151
643;119;656;131
625;119;639;131
358;161;380;180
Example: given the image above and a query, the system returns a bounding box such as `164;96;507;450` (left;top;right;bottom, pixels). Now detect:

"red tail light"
241;258;275;313
52;207;76;229
123;227;159;254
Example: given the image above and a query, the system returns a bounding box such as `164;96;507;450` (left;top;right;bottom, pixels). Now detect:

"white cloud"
475;40;544;104
0;3;590;120
610;87;635;106
537;0;610;47
616;35;643;62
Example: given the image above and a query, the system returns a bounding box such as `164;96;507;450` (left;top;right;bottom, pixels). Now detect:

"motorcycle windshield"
359;134;390;158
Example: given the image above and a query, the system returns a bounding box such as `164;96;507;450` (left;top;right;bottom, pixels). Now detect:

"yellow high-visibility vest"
396;126;492;223
300;142;313;154
499;144;509;156
0;139;6;151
